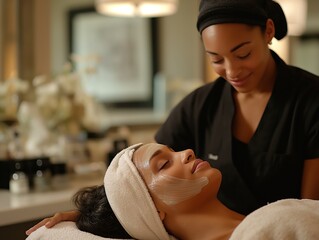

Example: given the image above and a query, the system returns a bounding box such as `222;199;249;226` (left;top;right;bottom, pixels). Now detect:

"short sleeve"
305;108;319;159
303;87;319;159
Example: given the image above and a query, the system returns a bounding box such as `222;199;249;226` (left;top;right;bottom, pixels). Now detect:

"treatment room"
1;0;319;239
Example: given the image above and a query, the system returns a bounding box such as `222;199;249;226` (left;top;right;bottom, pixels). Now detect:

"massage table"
27;199;319;240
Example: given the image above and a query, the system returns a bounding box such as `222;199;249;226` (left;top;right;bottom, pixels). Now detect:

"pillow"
26;221;132;240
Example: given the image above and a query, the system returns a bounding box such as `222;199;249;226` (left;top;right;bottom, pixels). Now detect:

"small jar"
9;161;30;194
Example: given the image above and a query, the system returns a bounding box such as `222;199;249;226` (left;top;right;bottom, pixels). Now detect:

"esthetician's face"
133;143;222;207
202;20;274;93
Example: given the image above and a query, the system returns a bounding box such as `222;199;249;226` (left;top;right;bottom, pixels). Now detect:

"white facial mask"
148;173;209;205
135;143;209;205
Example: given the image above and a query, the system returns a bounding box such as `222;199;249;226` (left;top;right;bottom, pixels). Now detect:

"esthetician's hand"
25;210;80;235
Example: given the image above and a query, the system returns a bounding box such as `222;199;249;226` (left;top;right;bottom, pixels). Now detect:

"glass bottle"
9;161;30;194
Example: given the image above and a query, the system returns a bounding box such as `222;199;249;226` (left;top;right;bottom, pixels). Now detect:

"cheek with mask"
148;173;209;205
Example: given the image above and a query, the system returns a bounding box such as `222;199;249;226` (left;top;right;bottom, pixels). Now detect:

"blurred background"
0;0;318;239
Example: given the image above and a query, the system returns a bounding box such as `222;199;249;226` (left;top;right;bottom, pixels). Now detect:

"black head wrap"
197;0;287;40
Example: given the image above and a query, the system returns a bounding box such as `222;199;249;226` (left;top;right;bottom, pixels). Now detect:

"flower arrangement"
0;63;107;159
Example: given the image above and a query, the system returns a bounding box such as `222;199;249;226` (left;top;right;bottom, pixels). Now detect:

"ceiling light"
95;0;179;17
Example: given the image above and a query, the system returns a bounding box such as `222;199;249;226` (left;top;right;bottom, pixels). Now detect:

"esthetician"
155;0;319;215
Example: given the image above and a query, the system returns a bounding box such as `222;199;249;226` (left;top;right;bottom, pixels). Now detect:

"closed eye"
159;161;169;170
212;59;223;64
238;52;251;59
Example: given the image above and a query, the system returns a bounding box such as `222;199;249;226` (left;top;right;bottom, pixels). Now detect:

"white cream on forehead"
140;143;163;167
137;143;209;205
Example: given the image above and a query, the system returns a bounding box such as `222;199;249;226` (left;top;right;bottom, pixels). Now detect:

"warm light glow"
98;3;136;16
95;0;179;17
277;0;307;36
270;38;290;63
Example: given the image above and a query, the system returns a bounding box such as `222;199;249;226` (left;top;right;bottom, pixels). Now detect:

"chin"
209;168;222;187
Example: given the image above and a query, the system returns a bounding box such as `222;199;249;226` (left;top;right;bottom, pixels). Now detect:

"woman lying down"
27;143;319;240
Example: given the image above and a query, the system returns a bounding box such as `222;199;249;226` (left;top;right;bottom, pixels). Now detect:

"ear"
157;210;166;221
265;19;275;44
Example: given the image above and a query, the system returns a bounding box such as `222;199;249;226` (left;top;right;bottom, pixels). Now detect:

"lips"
229;78;246;87
228;74;251;88
192;159;205;173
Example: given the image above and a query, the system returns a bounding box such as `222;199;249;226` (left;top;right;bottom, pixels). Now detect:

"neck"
236;50;277;97
257;53;277;94
165;199;244;240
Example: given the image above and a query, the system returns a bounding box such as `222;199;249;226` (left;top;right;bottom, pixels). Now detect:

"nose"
225;60;242;80
180;149;195;164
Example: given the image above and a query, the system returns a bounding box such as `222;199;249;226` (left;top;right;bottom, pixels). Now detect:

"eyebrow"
147;144;173;165
206;41;251;56
148;149;163;165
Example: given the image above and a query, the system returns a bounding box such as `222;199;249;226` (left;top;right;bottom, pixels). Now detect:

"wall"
51;0;204;81
306;0;319;31
33;0;51;77
50;0;95;74
0;2;3;80
290;0;319;75
157;0;203;80
0;0;19;81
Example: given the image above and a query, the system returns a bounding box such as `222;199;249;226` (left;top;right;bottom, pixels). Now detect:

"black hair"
73;185;132;239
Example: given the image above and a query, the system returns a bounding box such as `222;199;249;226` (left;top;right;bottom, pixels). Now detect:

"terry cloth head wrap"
197;0;287;40
104;143;175;240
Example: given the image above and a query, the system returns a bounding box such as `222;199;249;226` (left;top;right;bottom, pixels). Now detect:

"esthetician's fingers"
25;210;80;235
25;217;51;235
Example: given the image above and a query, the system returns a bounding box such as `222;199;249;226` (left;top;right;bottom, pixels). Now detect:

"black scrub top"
155;51;319;215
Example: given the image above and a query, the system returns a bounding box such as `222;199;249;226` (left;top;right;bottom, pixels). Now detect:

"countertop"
0;173;104;227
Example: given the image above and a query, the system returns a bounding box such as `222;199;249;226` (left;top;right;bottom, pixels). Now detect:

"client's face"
133;143;222;207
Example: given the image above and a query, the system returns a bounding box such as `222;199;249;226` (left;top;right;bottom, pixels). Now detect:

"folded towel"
230;199;319;239
25;221;127;240
104;143;175;240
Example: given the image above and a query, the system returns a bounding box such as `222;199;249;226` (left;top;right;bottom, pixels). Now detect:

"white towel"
25;221;126;240
104;143;175;240
230;199;319;240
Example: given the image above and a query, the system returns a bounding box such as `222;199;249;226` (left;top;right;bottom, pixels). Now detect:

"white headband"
104;143;175;240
